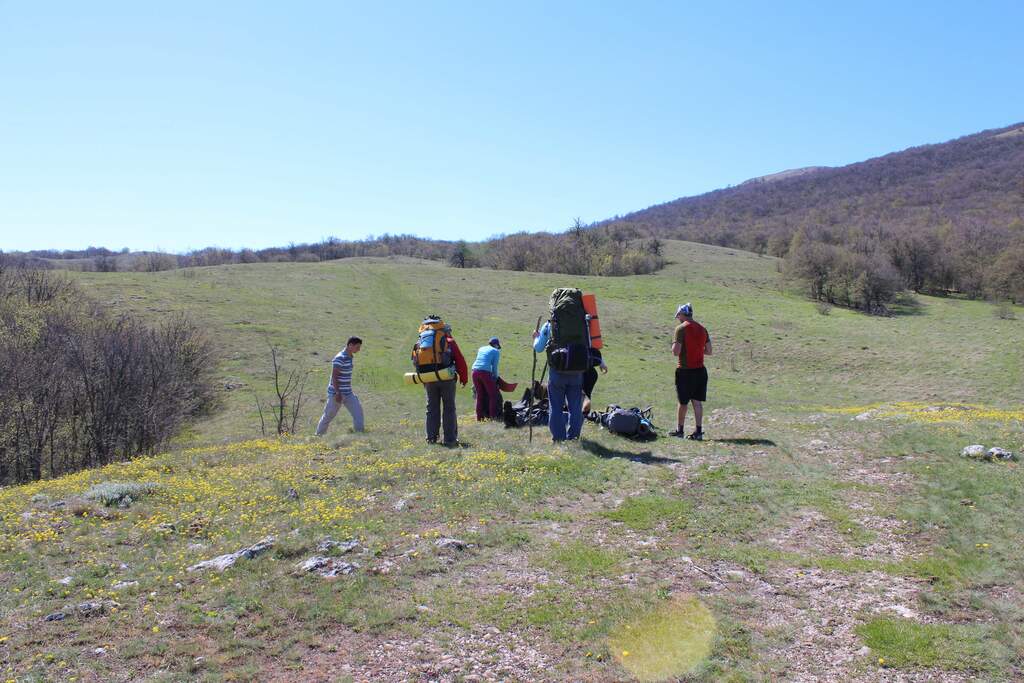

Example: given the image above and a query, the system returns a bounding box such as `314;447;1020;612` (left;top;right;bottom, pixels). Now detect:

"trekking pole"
529;316;541;444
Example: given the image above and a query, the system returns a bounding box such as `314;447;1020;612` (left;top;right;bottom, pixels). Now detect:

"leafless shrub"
0;268;217;484
253;345;312;436
94;255;118;272
132;252;177;272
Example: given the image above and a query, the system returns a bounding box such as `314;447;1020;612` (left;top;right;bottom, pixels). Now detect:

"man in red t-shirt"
670;303;712;440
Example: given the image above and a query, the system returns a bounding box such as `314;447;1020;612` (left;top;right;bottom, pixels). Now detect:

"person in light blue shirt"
471;336;502;419
533;322;585;441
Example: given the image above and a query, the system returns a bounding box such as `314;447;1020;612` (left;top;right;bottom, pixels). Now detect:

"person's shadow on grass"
709;437;776;446
579;438;679;465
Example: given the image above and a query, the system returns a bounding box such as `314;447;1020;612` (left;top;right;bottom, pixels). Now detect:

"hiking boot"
669;428;686;438
426;438;438;445
686;430;704;441
442;440;461;448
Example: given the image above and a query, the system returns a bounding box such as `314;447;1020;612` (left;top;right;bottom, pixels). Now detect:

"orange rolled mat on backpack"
582;293;602;349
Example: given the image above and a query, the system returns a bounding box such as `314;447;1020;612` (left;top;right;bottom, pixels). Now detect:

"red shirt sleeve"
448;336;468;384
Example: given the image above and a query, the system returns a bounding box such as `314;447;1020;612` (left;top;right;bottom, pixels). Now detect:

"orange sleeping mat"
582;293;602;349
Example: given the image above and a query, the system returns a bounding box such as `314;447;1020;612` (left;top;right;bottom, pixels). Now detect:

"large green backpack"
546;288;589;373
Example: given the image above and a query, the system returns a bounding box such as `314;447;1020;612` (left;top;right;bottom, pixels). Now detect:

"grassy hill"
603;123;1024;301
69;240;1024;440
1;241;1022;681
609;122;1024;249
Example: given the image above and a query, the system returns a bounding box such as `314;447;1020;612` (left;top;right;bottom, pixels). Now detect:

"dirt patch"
267;627;553;682
472;551;557;599
767;507;920;563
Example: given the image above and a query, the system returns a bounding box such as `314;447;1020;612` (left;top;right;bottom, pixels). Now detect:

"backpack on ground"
546;288;589;373
411;316;452;374
599;405;656;440
503;386;550;428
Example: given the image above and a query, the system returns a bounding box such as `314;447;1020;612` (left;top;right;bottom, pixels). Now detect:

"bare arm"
704;340;713;356
330;365;343;400
671;342;682;357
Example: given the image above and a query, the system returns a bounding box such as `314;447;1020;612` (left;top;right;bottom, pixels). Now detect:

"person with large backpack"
411;316;468;446
532;288;590;442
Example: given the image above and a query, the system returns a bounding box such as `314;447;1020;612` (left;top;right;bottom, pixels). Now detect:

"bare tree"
570;217;586;240
94;254;118;272
449;241;470;268
254;345;312;436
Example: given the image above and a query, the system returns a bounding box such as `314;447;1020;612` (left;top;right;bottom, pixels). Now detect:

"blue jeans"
547;368;584;441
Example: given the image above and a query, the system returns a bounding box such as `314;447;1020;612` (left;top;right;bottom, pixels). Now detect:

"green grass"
857;617;1011;671
1;240;1021;681
602;494;692;531
549;540;625;578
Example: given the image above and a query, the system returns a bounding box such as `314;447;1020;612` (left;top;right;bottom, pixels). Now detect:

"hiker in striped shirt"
316;336;364;435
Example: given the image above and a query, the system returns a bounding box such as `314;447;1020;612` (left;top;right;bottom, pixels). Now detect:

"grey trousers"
424;379;457;444
316;392;365;435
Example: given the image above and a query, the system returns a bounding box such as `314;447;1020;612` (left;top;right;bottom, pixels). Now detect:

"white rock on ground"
435;537;469;551
881;604;918;619
316;538;359;554
187;537;275;572
295;556;359;577
76;600;120;618
961;444;986;458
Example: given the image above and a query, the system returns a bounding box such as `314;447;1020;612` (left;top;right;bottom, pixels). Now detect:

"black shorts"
583;368;598;398
675;367;708;404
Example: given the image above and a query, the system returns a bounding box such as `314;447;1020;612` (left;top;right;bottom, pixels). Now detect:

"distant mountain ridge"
739;166;830;186
600;121;1024;303
604;121;1024;256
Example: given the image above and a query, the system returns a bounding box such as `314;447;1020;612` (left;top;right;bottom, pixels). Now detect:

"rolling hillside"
1;242;1022;682
606;123;1024;253
68;240;1023;443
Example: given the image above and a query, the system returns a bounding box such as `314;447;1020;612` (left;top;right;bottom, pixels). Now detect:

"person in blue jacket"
471;336;502;419
532;323;585;441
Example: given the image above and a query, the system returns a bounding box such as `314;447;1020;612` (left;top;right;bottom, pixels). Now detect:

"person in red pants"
471;337;502;419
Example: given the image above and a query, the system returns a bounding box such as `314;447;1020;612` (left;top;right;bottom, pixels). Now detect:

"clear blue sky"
2;1;1022;252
